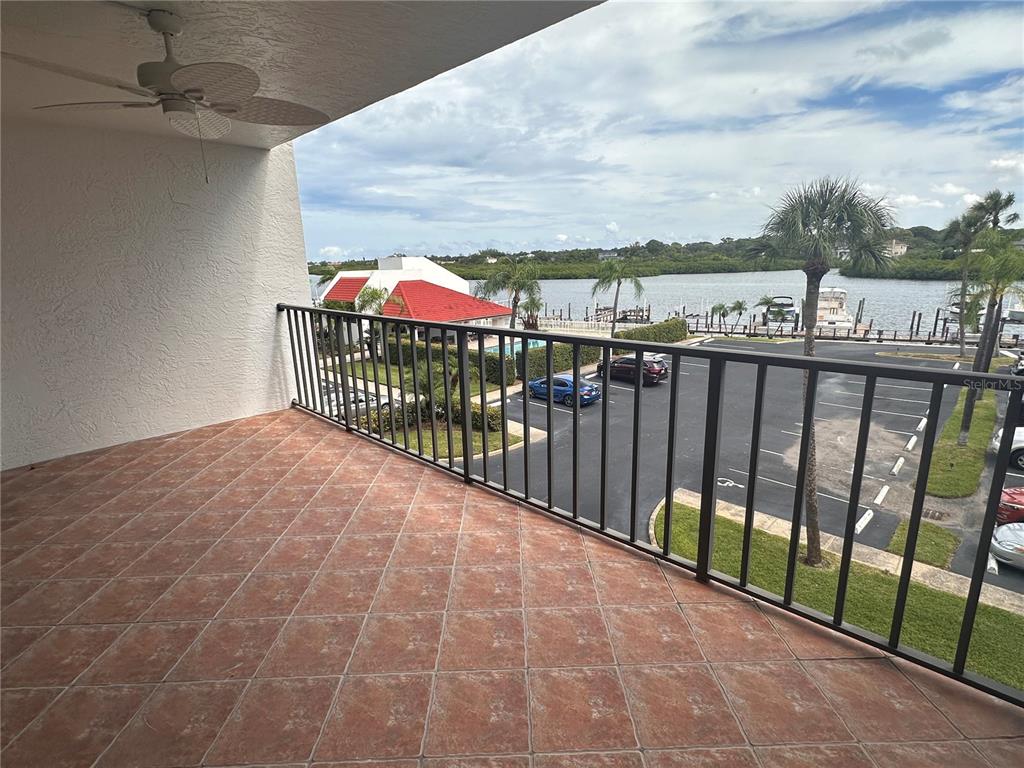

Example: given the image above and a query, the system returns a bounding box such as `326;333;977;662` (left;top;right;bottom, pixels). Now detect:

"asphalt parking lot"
476;338;1024;593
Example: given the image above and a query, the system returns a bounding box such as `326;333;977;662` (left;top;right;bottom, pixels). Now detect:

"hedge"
613;317;688;344
365;399;503;434
515;342;602;380
382;332;517;387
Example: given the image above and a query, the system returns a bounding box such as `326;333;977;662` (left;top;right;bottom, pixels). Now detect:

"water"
474;270;958;329
484;338;547;355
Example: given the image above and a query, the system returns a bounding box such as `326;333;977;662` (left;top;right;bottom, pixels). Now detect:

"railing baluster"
393;323;409;449
600;345;610;531
285;309;303;406
295;309;313;410
955;387;1024;672
311;311;330;417
382;320;397;444
410;326;424;456
441;332;455;468
331;315;353;428
367;319;384;437
889;382;947;648
629;348;643;542
498;334;509;492
571;343;581;520
457;330;473;482
300;311;323;414
785;368;818;604
662;352;681;556
425;325;439;461
356;318;372;432
739;363;767;586
522;338;531;500
697;358;725;581
834;375;875;624
546;340;554;509
477;332;489;484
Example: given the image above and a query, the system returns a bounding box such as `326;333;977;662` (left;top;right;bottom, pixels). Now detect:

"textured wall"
1;118;308;468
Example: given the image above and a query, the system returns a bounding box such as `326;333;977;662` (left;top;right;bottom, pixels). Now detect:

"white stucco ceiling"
1;0;596;149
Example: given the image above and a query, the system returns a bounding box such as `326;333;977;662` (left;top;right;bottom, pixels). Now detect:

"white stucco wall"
1;118;309;469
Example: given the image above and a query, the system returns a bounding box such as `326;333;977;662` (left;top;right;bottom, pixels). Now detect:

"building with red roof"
381;280;511;323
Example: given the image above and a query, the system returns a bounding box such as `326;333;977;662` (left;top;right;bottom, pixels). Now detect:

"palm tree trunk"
610;280;622;338
509;291;519;330
801;266;827;566
978;295;1004;402
959;294;998;444
958;269;968;359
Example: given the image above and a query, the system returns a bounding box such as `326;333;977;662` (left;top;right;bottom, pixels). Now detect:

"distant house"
884;239;909;258
598;250;620;261
321;255;512;331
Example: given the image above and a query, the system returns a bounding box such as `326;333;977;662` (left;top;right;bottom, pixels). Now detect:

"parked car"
998;487;1024;525
991;522;1024;570
322;381;389;416
990;426;1024;471
596;354;669;385
527;375;601;406
1012;357;1024;376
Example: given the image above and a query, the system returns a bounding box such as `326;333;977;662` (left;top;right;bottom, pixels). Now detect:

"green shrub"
515;342;602;380
450;401;504;431
613;317;688;344
383;334;516;387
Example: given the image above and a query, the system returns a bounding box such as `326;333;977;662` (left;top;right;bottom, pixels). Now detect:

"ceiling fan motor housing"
136;59;179;94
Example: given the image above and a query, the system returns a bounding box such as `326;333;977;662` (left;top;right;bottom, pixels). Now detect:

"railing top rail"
278;303;1020;390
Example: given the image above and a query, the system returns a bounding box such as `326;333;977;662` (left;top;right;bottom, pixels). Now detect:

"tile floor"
1;409;1022;767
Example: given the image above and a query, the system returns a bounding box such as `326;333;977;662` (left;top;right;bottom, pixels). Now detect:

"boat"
816;288;855;330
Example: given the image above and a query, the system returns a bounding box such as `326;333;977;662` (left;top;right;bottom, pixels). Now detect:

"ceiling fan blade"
170;62;259;105
167;107;231;140
34;100;158;112
216;96;329;126
1;51;153;98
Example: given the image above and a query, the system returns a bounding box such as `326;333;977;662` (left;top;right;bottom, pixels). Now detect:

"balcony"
4;310;1023;767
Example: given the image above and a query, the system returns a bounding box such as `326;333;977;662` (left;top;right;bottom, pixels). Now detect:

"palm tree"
762;177;894;566
473;256;540;330
592;259;645;337
958;231;1024;444
729;300;748;333
969;190;1020;231
768;307;789;338
519;294;543;330
710;303;729;332
355;286;390;314
754;294;775;327
943;212;985;358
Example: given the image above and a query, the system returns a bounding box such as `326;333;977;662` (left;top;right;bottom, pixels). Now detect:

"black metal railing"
278;302;1024;706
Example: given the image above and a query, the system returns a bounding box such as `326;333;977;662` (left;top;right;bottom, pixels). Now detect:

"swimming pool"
483;338;548;355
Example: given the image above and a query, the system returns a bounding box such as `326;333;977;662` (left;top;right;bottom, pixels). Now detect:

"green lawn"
926;389;997;498
352;417;521;460
887;520;961;568
653;503;1024;691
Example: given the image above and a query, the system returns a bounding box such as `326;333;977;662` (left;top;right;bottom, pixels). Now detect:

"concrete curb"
649;488;1024;616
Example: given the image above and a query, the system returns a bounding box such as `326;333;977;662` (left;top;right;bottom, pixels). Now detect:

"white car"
991;427;1024;472
991;523;1024;570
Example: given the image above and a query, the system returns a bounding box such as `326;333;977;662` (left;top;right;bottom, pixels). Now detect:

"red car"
997;487;1024;524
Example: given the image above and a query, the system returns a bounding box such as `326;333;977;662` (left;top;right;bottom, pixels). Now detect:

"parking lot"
478;338;1024;593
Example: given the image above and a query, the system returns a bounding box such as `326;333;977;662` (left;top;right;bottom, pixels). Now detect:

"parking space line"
820;401;922;419
780;429;801;437
726;467;867;507
760;448;785;457
833;389;930;404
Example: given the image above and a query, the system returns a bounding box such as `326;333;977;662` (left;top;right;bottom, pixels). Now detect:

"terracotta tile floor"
2;409;1023;768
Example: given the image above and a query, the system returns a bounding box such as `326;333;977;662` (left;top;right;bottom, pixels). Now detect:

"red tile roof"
323;276;369;303
381;280;512;322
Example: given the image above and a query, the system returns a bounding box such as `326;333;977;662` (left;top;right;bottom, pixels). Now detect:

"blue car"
527;375;601;406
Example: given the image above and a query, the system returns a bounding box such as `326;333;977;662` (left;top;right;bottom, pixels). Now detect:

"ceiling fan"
3;7;331;142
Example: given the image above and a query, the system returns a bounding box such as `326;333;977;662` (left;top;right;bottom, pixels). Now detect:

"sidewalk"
653;488;1024;616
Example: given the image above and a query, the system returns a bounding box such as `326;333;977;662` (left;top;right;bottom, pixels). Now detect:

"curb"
649;487;1024;616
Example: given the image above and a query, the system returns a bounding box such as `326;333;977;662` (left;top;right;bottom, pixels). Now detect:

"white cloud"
707;192;721;200
892;194;944;209
962;193;984;205
605;221;620;233
990;153;1024;172
319;246;344;258
944;74;1024;119
555;233;569;242
931;182;968;196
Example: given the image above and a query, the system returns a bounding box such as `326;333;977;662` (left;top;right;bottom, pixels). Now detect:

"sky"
294;0;1024;262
